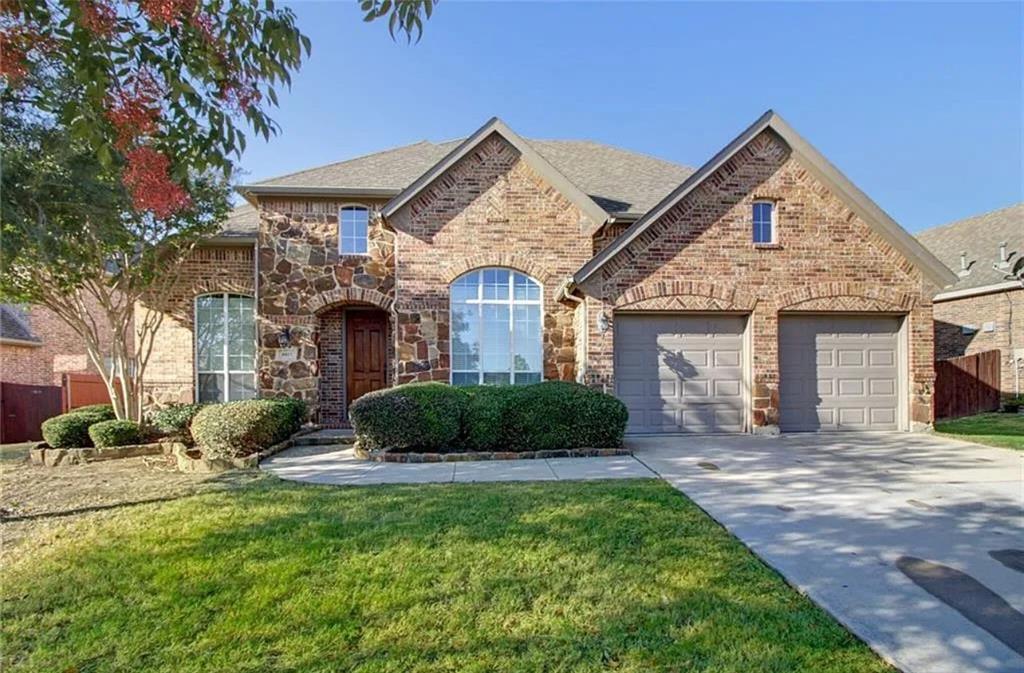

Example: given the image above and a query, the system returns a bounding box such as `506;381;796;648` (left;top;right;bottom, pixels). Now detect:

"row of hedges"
41;397;307;454
348;381;628;453
41;405;117;448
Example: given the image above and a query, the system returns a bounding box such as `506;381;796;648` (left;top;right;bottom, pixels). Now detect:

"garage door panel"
780;315;902;432
615;314;746;434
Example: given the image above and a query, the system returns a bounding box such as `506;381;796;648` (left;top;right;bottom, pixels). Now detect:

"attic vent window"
752;201;776;244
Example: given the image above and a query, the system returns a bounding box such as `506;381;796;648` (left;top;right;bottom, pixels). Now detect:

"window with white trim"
450;268;543;385
195;294;256;402
752;201;776;244
339;205;369;255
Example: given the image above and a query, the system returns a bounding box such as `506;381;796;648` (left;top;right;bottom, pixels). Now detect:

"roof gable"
574;110;957;289
380;117;610;232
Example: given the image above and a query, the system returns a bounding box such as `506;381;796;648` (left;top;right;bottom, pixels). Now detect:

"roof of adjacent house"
217;202;260;239
915;202;1023;295
239;136;694;218
0;304;40;344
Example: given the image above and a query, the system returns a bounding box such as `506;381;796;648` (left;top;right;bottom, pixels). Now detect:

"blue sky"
239;1;1023;233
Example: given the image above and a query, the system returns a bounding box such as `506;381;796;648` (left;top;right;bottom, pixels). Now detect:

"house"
916;203;1024;397
140;110;956;434
0;302;109;387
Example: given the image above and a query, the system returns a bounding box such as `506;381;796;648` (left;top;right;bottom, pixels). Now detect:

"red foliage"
189;10;215;43
122;147;192;218
0;29;29;84
105;72;162;149
81;0;118;37
219;77;261;114
138;0;196;27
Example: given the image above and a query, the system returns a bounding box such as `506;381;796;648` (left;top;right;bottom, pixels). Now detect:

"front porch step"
293;431;356;447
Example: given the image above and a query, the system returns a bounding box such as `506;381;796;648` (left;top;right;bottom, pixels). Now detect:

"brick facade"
389;134;594;386
140;245;255;406
933;288;1024;396
578;130;939;430
131;122;947;432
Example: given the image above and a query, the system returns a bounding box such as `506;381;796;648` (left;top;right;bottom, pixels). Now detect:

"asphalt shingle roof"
915;202;1024;293
0;304;40;343
218;202;259;238
247;136;694;217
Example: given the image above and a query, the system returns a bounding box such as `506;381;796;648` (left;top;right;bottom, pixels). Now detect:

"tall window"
195;294;256;402
450;268;542;386
753;201;776;244
339;205;369;255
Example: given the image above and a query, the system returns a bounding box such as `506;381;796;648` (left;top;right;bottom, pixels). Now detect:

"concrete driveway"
630;433;1023;673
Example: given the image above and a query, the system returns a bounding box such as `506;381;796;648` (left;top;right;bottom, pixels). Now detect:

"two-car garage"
614;312;905;434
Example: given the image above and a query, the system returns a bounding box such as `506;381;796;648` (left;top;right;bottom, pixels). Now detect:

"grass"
934;412;1024;450
1;478;891;673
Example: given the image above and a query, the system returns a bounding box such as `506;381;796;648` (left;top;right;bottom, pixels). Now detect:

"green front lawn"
935;412;1024;450
2;479;890;673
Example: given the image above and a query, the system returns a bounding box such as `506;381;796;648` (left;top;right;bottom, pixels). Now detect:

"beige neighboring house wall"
917;203;1024;397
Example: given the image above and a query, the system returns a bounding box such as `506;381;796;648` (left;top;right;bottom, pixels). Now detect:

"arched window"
450;268;542;385
195;293;256;402
339;205;370;255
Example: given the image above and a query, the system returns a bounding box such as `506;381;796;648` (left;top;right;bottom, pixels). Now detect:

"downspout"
556;279;587;385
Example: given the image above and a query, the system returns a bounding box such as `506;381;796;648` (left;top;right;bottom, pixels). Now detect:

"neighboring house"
0;302;108;387
141;110;956;434
916;203;1024;397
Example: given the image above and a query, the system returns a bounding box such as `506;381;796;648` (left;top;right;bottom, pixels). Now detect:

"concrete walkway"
262;445;656;485
630;433;1024;673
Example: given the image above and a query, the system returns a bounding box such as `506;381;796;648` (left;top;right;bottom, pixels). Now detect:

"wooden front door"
346;311;388;405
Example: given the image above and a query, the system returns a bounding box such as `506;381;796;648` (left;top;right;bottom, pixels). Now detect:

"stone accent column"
750;305;780;434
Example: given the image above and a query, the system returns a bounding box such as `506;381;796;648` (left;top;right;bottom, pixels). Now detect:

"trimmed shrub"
41;409;113;448
88;420;143;448
349;382;467;452
349;381;628;453
150;403;205;442
503;381;628;451
461;385;512;451
191;397;306;459
69;404;116;420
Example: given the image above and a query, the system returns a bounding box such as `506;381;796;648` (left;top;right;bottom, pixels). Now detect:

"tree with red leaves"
0;0;436;421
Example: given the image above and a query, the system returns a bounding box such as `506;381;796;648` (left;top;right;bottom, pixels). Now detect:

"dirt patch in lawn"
0;448;264;564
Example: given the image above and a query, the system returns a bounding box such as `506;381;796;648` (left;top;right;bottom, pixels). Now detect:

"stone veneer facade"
578;129;939;430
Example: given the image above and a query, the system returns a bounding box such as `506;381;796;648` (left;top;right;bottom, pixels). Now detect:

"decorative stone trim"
171;443;258;473
308;287;394;313
775;282;915;312
353;445;632;462
30;442;168;467
614;280;757;311
442;253;556;285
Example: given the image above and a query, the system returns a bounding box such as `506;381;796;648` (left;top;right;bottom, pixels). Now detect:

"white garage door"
779;315;902;432
614;314;746;434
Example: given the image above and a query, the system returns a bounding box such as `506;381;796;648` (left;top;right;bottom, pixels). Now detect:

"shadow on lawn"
2;480;890;673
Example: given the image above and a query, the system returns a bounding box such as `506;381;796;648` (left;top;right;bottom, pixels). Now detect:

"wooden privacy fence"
62;372;112;411
0;383;63;443
934;350;1002;420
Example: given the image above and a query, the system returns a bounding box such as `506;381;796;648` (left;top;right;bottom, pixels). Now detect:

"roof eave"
933;280;1023;302
574;110;958;289
380;117;610;232
0;336;42;347
200;235;257;246
236;185;402;199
